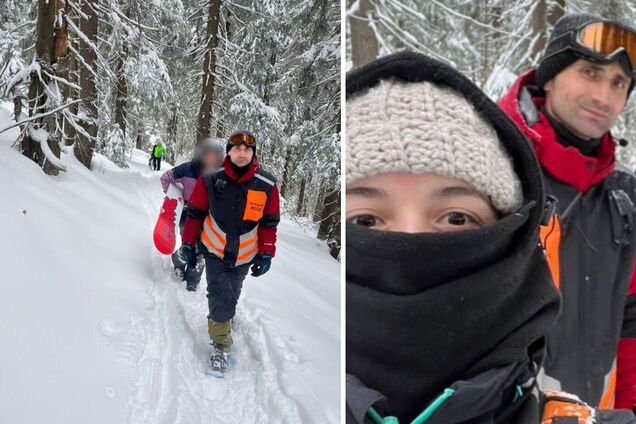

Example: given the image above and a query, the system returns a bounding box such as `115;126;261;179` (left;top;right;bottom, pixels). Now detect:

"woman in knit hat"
345;52;636;424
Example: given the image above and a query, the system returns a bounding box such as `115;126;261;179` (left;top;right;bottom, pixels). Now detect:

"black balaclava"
346;52;561;422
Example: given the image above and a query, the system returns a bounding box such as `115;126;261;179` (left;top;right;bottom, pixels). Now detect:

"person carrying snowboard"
160;137;224;290
179;130;280;376
151;140;166;171
498;14;636;409
345;51;636;424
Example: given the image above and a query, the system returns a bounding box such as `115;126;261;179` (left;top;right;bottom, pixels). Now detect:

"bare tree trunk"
317;185;341;259
313;178;325;222
196;0;221;144
530;0;565;63
22;0;66;175
280;147;293;198
348;0;378;69
76;0;98;169
296;177;306;216
135;127;143;149
167;106;178;163
114;50;128;135
65;3;79;145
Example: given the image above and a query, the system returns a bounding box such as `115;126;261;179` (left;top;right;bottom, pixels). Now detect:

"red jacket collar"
498;70;616;192
223;156;259;183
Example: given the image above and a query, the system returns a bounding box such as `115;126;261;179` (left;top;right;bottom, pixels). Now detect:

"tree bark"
348;0;378;69
296;177;306;216
22;0;66;175
114;50;128;135
530;0;565;63
317;185;341;259
280;146;293;198
196;0;221;144
76;0;98;169
313;178;325;222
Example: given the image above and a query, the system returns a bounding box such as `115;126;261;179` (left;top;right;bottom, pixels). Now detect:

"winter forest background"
347;0;636;168
0;0;341;258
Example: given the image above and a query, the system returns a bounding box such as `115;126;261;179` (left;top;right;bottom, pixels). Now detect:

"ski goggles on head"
228;132;256;147
546;20;636;77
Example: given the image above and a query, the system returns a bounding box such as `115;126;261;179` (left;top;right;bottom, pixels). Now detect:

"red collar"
222;156;258;183
498;70;616;192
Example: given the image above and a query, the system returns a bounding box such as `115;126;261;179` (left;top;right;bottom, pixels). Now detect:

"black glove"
179;244;197;266
251;254;272;277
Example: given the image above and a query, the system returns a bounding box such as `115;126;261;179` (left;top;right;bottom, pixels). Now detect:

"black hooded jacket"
345;52;636;424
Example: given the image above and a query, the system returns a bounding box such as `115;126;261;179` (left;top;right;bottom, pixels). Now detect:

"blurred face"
228;144;253;167
544;59;630;139
201;150;221;169
346;172;498;233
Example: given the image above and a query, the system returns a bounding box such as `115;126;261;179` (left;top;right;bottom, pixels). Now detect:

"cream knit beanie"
346;79;523;214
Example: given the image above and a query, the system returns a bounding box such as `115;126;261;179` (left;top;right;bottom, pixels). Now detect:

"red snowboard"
153;183;185;255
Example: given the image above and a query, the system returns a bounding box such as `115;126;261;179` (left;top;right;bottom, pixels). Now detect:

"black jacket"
499;71;636;407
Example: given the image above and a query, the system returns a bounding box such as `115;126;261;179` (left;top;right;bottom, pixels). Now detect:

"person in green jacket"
151;141;166;171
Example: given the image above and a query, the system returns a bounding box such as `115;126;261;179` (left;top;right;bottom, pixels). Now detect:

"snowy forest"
347;0;636;168
0;0;341;257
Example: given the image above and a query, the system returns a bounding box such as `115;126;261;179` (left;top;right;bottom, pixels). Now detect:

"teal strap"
411;388;456;424
366;388;455;424
368;407;399;424
513;385;523;403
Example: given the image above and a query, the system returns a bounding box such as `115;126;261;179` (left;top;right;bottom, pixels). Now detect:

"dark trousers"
205;256;250;322
152;156;161;170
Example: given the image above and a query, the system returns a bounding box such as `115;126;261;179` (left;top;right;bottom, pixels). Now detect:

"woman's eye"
443;212;477;226
349;214;379;227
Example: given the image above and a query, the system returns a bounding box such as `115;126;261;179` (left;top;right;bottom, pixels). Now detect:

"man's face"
228;144;254;167
544;59;630;139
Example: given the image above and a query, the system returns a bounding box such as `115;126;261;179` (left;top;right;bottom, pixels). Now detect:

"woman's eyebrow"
346;186;387;198
435;186;488;200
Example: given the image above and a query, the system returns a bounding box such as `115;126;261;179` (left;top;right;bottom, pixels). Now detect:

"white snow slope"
0;113;340;423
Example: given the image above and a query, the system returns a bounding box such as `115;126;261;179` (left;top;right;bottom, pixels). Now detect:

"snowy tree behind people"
0;0;341;254
347;0;636;168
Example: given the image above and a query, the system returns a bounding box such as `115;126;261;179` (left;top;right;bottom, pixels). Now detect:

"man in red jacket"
499;14;636;410
179;130;280;376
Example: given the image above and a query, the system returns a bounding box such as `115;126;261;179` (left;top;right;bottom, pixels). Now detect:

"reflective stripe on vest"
539;215;562;289
599;360;617;409
236;225;259;266
202;214;227;258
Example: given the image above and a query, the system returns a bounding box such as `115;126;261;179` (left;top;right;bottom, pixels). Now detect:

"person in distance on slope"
345;51;636;423
498;14;636;409
179;131;280;376
151;140;166;171
160;137;224;291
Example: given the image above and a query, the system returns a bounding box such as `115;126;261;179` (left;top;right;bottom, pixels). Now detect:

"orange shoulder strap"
539;215;562;289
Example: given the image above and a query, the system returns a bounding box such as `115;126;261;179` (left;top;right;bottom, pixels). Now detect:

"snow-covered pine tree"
347;0;636;167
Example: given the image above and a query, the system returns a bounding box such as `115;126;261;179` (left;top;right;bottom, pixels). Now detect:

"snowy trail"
95;156;332;424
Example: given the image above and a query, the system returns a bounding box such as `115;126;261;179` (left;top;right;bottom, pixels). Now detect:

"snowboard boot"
171;251;186;280
208;319;232;377
209;343;231;378
184;255;205;291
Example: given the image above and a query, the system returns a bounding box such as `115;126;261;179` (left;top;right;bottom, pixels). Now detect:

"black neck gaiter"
231;161;249;178
542;107;601;156
346;208;561;422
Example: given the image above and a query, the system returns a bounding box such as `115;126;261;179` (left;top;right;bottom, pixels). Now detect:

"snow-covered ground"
0;107;340;423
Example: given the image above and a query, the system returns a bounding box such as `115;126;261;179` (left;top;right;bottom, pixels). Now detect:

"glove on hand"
179;244;197;266
251;254;272;277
